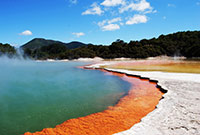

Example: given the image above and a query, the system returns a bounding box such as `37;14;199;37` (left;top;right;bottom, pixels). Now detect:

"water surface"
0;59;130;135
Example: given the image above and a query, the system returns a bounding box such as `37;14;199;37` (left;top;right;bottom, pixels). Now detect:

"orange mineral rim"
24;68;164;135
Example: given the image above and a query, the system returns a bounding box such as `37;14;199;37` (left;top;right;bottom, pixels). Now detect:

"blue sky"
0;0;199;47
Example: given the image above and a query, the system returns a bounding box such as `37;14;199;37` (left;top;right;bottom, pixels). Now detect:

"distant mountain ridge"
21;38;87;50
3;31;199;59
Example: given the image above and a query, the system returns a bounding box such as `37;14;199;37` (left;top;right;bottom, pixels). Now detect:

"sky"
0;0;200;47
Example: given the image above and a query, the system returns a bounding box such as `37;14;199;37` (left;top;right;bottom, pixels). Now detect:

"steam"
0;48;31;61
173;50;185;60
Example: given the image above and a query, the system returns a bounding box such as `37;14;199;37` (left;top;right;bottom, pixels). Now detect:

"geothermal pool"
0;59;130;135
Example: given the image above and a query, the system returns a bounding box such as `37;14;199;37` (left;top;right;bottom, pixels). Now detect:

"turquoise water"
0;58;131;135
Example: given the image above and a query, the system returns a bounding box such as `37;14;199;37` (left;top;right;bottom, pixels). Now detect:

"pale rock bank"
86;63;200;135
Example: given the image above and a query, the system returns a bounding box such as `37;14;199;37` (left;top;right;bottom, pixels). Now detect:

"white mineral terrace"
86;63;200;135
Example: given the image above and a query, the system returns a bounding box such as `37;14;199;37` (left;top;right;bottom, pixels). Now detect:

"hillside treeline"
0;43;16;57
1;31;200;59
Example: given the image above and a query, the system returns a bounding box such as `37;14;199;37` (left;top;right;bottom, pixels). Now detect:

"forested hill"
23;31;199;59
21;38;87;50
0;31;200;59
0;43;16;57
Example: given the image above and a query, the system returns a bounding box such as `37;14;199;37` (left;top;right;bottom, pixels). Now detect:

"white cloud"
19;30;32;36
126;14;147;25
101;0;125;7
69;0;77;4
82;3;104;15
98;17;122;26
82;0;154;31
120;22;124;26
102;24;120;31
98;17;122;31
144;9;157;14
108;17;122;24
168;4;176;7
72;32;85;37
120;0;152;13
98;20;107;27
152;10;157;13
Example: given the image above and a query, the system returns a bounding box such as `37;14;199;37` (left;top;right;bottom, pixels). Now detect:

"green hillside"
21;38;87;50
0;43;16;57
1;31;200;60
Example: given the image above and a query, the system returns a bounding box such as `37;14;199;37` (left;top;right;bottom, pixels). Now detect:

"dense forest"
0;31;200;59
0;43;16;57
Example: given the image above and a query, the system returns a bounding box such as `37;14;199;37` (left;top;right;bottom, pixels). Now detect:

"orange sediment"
24;69;164;135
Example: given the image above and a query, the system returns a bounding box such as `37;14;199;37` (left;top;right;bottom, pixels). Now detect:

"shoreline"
113;69;200;135
86;62;200;135
24;63;164;135
98;69;200;134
